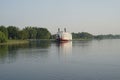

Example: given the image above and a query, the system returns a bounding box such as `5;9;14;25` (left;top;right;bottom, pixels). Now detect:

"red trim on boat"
56;38;70;42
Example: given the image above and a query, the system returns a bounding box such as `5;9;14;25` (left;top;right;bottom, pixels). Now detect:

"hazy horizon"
0;0;120;35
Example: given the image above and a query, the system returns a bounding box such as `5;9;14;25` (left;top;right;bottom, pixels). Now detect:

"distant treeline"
94;34;120;39
1;25;120;43
0;25;51;43
72;32;120;39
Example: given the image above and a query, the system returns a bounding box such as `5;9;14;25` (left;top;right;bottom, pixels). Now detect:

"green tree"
79;32;93;39
24;27;37;39
72;33;79;39
35;28;51;39
94;35;104;39
18;30;29;40
72;32;93;39
7;26;19;39
0;25;8;38
24;27;51;39
0;31;7;43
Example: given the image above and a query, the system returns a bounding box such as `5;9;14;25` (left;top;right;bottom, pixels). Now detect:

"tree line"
72;32;120;40
0;25;51;43
94;34;120;39
72;32;93;39
1;25;120;43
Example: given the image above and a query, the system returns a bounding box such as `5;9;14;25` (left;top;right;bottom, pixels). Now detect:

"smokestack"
64;28;66;32
58;28;60;32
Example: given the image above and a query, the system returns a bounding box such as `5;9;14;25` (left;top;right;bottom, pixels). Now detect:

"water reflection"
56;41;72;60
72;40;92;47
0;45;8;64
0;40;50;64
29;40;50;48
1;40;120;80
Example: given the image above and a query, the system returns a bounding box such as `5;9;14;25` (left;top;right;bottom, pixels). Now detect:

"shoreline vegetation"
0;40;29;45
0;38;120;45
0;25;120;45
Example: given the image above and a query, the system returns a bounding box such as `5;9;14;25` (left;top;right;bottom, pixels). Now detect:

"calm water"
0;39;120;80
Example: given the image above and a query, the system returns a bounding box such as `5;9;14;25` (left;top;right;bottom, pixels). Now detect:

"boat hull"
56;38;70;42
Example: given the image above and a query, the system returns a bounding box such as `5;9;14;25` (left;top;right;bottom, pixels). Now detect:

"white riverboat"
56;28;72;41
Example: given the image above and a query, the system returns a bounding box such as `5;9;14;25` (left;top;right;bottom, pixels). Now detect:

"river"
0;39;120;80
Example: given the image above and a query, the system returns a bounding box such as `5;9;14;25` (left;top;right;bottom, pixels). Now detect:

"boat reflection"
56;41;72;60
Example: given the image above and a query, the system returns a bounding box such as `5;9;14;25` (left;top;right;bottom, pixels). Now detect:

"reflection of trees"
0;40;50;64
0;45;19;64
72;40;92;47
29;40;50;48
7;45;19;63
0;45;8;63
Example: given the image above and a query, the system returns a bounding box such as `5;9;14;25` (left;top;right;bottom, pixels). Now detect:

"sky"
0;0;120;35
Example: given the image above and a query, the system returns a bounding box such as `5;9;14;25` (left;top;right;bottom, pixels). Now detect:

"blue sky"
0;0;120;34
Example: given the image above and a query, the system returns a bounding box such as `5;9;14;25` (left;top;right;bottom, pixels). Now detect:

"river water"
0;39;120;80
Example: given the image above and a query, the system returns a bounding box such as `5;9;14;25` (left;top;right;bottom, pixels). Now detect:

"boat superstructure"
56;28;72;41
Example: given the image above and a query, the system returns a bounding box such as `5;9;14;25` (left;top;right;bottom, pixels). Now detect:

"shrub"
0;31;7;43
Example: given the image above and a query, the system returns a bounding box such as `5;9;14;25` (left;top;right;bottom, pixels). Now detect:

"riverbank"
0;40;29;45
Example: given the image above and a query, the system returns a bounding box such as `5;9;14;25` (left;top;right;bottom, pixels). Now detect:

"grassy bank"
0;40;29;45
0;39;93;45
